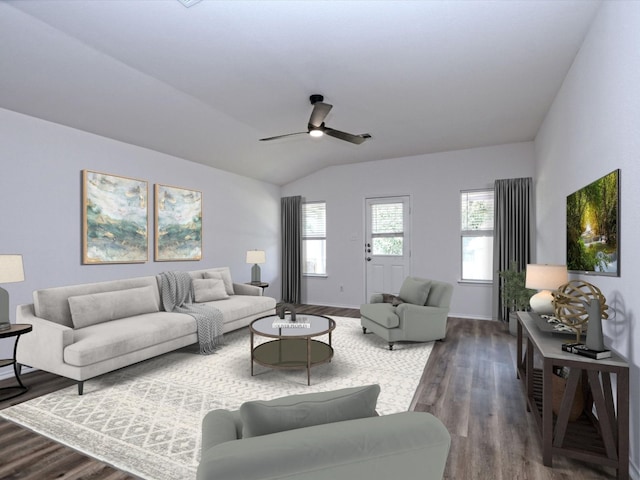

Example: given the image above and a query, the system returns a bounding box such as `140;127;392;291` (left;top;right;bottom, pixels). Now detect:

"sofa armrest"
15;304;75;369
202;409;242;451
232;283;262;296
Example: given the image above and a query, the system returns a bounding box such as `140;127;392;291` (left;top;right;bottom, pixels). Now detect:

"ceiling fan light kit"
259;94;371;145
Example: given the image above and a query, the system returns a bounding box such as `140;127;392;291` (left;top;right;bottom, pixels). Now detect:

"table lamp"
0;254;25;331
246;250;266;283
525;264;568;315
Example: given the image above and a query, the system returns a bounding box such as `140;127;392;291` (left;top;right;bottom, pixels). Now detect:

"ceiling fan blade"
308;102;332;128
324;127;371;145
259;131;308;142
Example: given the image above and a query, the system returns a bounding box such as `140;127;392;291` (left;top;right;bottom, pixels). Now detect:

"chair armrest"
396;303;448;318
232;283;262;296
15;304;75;368
369;293;384;303
396;303;449;340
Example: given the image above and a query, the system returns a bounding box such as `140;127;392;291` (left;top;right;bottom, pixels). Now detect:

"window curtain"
492;177;533;321
281;195;302;304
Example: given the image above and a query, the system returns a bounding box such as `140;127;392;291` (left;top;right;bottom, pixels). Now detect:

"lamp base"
0;287;10;330
530;290;555;315
251;264;262;283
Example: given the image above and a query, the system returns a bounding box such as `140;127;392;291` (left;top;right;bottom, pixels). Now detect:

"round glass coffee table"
250;314;336;386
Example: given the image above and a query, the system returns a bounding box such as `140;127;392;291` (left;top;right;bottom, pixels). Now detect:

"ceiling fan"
259;94;371;145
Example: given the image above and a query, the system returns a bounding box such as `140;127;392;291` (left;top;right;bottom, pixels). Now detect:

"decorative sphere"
552;280;608;341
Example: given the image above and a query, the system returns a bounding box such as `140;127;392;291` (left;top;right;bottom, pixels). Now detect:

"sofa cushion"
240;384;380;438
399;277;431;305
360;303;400;328
64;311;196;366
203;269;234;295
33;276;161;328
199;295;275;324
193;278;229;303
68;285;160;329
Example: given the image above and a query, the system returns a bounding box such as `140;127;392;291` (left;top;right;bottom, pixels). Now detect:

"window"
371;202;404;256
303;202;326;275
461;189;494;281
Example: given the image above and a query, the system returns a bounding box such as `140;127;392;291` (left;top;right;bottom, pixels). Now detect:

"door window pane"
372;237;403;256
371;202;404;256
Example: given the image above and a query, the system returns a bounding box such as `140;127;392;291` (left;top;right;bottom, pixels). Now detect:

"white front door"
364;196;411;302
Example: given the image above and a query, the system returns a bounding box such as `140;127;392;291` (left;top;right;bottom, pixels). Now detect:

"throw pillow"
398;277;432;306
240;384;380;438
193;278;229;303
68;285;159;329
382;293;404;306
204;269;234;295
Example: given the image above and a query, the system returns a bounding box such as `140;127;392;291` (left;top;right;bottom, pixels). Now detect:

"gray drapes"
281;195;302;304
492;177;533;321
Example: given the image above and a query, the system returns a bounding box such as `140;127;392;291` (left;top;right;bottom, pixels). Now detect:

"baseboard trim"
0;365;35;382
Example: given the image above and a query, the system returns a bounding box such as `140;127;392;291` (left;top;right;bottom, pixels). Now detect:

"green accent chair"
360;277;453;350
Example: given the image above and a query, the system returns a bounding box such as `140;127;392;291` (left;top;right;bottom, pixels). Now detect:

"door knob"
366;257;372;261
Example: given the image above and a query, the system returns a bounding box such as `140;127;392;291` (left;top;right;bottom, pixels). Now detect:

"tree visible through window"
303;202;326;275
461;189;494;281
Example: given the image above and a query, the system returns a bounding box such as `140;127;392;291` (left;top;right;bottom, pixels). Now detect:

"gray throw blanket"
160;271;224;355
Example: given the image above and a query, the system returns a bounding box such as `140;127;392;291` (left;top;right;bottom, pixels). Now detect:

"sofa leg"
388;343;394;351
77;381;84;396
362;327;367;334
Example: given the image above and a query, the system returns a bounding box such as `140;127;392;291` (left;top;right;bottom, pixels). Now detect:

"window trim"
302;201;327;277
460;188;494;283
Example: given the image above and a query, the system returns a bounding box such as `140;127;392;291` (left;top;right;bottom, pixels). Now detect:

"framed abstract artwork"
82;170;149;264
155;184;202;261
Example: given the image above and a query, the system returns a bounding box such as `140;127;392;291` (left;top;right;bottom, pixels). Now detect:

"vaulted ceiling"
0;0;600;185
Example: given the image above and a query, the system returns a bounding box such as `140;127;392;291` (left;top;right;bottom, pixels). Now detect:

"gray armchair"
360;277;453;350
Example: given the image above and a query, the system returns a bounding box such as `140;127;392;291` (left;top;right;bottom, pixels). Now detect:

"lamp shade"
0;254;25;284
246;250;266;264
525;264;568;315
525;264;567;290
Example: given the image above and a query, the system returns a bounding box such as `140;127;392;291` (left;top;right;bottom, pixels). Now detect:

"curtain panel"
281;196;302;304
492;177;533;321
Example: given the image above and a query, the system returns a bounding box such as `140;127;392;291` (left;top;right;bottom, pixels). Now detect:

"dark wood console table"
516;312;629;479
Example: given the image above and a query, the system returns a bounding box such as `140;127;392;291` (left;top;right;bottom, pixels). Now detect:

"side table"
516;311;629;479
246;281;269;291
0;323;33;401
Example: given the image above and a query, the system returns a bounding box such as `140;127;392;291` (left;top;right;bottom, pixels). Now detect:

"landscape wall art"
82;170;149;264
155;184;202;261
566;169;620;276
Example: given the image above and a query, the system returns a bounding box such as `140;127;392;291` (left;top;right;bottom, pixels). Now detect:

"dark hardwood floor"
0;306;617;479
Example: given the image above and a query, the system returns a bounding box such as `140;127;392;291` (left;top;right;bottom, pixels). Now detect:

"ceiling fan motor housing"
309;94;324;105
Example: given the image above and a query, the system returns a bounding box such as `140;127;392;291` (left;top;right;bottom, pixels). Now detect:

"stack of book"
562;342;611;359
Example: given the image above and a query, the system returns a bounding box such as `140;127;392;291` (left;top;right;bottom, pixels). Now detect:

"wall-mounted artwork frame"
566;169;620;276
155;184;202;261
82;170;149;264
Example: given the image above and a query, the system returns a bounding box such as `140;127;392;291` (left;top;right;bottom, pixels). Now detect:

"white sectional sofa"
16;267;276;394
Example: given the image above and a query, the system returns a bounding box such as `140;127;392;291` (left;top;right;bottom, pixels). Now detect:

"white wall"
535;1;640;477
0;108;281;377
282;142;535;319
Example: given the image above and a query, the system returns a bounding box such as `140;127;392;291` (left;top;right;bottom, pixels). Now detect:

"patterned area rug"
0;316;432;480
